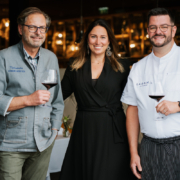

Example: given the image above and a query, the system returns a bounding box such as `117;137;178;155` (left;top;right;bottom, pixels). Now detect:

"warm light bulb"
118;53;121;57
146;34;149;38
5;22;9;27
75;46;78;50
130;44;135;48
131;29;134;33
56;40;62;45
58;33;63;38
71;46;75;51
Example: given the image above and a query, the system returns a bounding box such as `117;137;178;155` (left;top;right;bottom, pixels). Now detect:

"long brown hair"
71;19;124;72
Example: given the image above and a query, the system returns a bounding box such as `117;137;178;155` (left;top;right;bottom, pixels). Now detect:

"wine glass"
41;69;58;107
148;81;166;120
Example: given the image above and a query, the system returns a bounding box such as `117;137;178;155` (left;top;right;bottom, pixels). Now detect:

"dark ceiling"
28;0;180;20
1;0;180;21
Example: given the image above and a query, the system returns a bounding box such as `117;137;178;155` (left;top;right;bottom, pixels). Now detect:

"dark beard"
149;35;172;47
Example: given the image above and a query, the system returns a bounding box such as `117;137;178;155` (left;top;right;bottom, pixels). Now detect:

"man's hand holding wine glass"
156;100;180;116
40;69;58;107
26;90;51;106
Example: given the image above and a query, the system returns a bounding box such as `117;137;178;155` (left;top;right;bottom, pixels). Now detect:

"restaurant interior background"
0;1;179;179
1;0;180;67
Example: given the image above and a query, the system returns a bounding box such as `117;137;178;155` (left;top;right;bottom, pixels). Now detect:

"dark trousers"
140;135;180;180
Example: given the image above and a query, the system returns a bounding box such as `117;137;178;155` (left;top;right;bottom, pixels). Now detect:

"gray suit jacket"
0;41;64;152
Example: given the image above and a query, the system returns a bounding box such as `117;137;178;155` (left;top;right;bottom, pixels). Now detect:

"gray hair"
17;7;51;27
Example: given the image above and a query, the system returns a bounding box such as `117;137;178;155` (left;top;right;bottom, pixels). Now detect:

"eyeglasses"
148;24;174;33
22;24;48;33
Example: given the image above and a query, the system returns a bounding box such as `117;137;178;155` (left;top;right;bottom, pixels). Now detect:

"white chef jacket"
121;43;180;138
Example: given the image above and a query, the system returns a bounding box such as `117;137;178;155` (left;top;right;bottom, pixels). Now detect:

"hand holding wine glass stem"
7;90;50;112
26;90;51;106
156;100;180;115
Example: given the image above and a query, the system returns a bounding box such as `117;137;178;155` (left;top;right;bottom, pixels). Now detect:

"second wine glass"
148;81;166;120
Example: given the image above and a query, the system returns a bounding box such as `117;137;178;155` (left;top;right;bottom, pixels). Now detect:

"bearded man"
121;7;180;180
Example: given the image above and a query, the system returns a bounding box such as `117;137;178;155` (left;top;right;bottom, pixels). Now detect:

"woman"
59;19;135;180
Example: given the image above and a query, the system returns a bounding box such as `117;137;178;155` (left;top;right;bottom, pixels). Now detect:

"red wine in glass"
42;82;58;90
149;95;165;102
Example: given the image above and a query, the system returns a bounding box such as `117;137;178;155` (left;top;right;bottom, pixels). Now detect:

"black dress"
59;57;136;180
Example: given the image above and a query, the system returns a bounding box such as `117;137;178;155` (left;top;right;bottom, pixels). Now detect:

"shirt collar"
151;42;177;62
23;47;40;60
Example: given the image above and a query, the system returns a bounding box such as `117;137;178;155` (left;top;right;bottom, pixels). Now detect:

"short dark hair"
147;8;175;25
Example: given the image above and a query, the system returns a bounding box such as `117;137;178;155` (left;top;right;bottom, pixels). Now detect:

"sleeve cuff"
50;118;61;130
0;95;13;117
4;97;13;116
121;98;137;106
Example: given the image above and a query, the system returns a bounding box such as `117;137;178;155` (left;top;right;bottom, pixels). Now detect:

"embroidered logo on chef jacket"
136;81;153;87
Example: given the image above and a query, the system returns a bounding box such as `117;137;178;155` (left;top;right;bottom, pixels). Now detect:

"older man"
121;8;180;180
0;7;64;180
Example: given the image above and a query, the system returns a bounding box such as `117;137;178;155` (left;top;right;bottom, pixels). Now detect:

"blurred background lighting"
56;40;63;45
58;33;63;38
5;22;9;27
71;46;75;51
130;44;136;48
